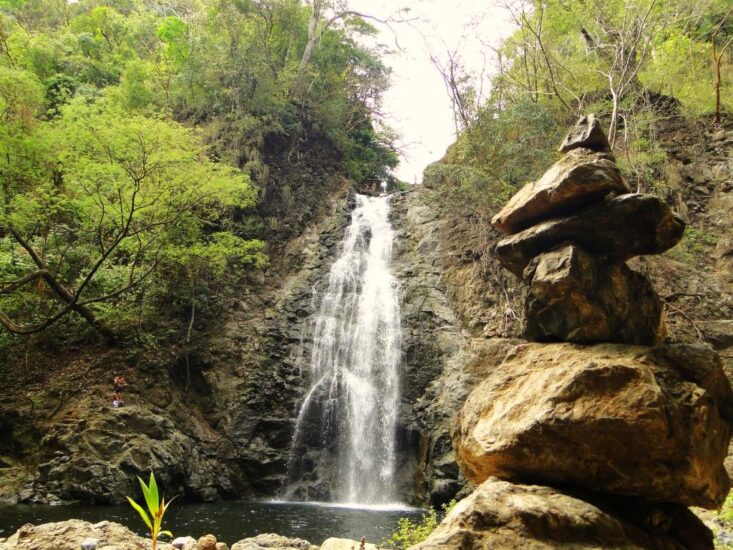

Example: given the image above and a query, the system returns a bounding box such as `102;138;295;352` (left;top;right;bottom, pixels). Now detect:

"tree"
0;0;399;348
291;0;410;98
429;46;484;133
712;6;733;123
502;0;577;115
0;98;260;340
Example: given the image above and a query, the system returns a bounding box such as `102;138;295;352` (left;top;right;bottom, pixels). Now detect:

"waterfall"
285;194;402;505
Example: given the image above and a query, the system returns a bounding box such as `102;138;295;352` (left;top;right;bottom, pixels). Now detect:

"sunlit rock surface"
492;148;628;234
409;478;714;550
559;113;613;155
495;193;685;277
454;342;732;508
0;520;145;550
231;533;316;550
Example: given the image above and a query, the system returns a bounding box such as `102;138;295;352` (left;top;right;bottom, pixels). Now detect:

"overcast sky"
347;0;515;183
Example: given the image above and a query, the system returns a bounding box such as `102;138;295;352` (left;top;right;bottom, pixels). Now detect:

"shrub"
383;500;457;549
126;472;174;550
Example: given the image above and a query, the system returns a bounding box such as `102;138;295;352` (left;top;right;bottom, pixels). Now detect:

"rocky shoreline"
0;519;376;550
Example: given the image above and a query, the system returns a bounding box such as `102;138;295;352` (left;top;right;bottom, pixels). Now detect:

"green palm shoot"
126;472;174;550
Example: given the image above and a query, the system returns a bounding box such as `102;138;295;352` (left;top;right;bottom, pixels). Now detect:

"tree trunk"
292;0;323;98
609;89;620;148
4;227;117;342
712;9;733;125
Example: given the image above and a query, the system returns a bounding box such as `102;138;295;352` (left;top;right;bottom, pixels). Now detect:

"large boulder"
231;534;316;550
321;538;377;550
408;478;713;550
26;404;234;505
559;114;613;154
453;343;732;508
523;244;664;344
494;193;685;276
0;520;146;550
491;148;628;234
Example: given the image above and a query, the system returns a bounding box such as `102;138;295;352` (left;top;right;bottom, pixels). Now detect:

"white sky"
347;0;515;183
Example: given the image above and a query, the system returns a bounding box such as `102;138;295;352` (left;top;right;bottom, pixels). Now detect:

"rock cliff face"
0;174;359;504
0;180;474;507
1;114;731;516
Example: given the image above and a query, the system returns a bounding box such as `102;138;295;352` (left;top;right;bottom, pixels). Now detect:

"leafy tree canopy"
0;0;396;348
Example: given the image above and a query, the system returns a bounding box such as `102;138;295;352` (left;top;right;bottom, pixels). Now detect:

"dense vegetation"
0;0;398;351
427;0;733;216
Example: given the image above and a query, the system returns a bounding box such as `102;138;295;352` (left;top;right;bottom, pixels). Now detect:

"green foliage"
345;121;399;183
0;0;396;348
383;500;457;550
119;59;153;109
714;492;733;549
385;510;438;550
668;226;719;266
428;0;733;224
0;65;44;125
127;472;174;550
156;16;189;69
426;99;560;218
0;93;261;339
639;30;721;115
491;0;733;130
721;493;733;524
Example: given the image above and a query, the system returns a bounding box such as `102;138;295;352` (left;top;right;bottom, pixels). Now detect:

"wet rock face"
201;190;358;502
409;478;714;550
26;405;233;504
454;342;732;508
388;191;465;505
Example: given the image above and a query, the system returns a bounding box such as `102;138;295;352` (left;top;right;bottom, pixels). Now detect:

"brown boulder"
559;113;612;154
647;343;733;421
453;343;731;508
198;534;218;550
495;193;685;276
0;520;146;550
409;478;713;550
523;244;664;344
491;148;628;234
321;538;379;550
231;534;316;550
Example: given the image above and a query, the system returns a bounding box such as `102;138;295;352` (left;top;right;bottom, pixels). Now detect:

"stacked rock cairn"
493;114;684;345
412;116;733;550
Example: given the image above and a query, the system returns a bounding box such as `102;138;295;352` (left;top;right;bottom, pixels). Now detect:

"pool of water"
0;500;424;545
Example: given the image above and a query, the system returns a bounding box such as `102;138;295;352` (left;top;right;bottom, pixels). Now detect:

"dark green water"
0;500;424;545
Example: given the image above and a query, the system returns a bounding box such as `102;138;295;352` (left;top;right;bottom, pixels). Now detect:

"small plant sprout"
126;472;174;550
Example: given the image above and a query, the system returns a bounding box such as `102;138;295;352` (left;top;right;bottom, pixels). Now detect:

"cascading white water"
285;193;402;504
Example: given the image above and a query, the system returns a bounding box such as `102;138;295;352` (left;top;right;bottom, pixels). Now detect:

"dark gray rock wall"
192;189;358;499
389;189;518;506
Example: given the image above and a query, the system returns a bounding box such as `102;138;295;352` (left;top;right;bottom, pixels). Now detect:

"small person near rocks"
113;375;127;407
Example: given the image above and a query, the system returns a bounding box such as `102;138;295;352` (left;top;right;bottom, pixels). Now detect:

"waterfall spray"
285;194;402;504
